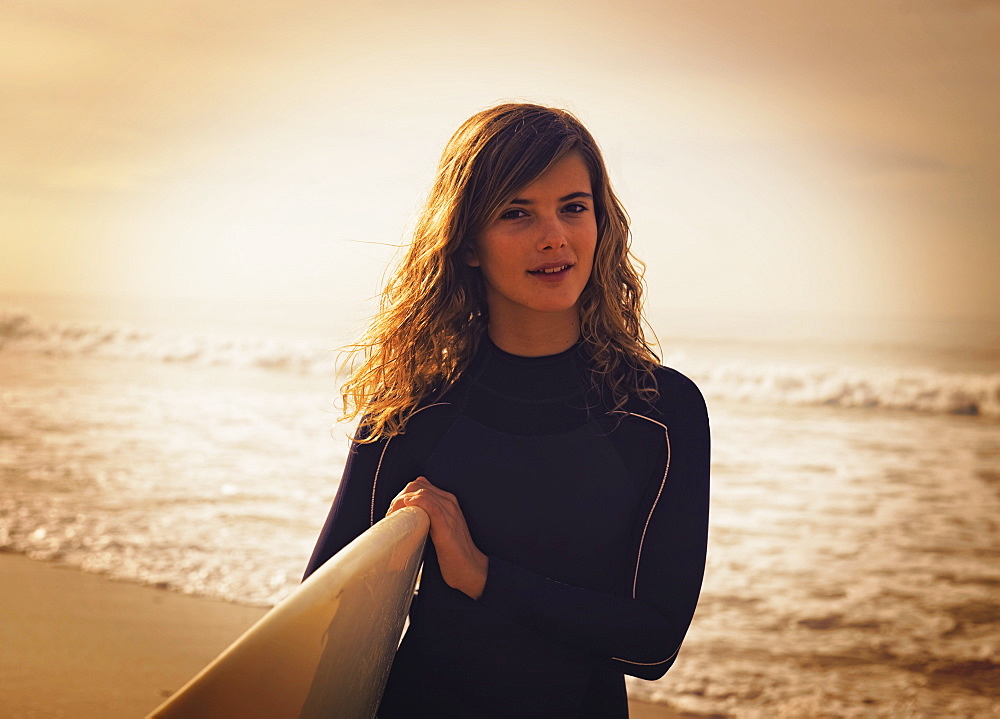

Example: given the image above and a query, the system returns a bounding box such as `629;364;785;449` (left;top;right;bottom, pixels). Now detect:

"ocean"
1;292;998;717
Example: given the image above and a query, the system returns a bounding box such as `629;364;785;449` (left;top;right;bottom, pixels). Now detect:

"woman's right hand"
388;477;489;600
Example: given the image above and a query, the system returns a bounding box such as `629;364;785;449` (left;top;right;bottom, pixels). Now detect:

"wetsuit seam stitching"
369;402;452;526
609;411;678;667
620;412;671;599
611;643;681;666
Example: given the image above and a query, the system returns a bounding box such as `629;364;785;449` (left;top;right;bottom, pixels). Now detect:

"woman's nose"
536;215;568;251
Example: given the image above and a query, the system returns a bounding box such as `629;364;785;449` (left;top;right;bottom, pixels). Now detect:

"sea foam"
681;359;1000;418
0;307;339;376
3;307;997;418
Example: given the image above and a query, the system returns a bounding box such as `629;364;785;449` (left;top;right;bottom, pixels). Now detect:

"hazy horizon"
4;287;998;358
3;1;999;334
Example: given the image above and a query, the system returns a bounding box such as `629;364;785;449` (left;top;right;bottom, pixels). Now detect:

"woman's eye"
500;208;528;220
563;203;589;214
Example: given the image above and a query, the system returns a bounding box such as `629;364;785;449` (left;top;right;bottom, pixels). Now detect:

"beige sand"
0;554;693;718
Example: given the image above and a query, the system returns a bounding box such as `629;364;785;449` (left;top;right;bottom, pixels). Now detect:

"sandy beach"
0;554;696;718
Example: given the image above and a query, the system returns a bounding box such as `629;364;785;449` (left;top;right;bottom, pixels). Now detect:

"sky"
2;0;999;342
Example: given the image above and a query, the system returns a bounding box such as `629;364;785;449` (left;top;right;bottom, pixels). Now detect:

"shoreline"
0;553;697;718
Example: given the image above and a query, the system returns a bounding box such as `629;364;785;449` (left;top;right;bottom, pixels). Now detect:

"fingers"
387;477;425;515
404;477;458;504
387;478;467;547
387;477;459;518
384;475;488;599
402;489;458;531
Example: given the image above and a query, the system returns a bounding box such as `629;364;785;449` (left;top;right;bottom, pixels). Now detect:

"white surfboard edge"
146;506;429;719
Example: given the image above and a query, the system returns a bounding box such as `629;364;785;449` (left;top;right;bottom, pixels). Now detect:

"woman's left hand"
387;477;488;600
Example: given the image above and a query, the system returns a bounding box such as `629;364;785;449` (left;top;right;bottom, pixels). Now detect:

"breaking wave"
3;307;997;418
0;307;339;375
683;359;1000;418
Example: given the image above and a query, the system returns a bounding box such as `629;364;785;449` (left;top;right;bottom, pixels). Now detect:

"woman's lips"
528;266;571;283
527;263;573;279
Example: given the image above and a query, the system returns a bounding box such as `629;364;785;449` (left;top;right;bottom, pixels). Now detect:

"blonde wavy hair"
341;103;660;440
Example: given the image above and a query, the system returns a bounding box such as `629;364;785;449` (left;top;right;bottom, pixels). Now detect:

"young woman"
304;103;710;718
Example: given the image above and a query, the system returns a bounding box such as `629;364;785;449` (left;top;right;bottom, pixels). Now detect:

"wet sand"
0;554;697;718
0;553;267;718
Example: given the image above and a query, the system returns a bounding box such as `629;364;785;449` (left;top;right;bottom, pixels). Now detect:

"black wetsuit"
303;338;710;718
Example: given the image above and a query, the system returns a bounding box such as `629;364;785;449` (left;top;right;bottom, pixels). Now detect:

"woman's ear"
464;244;480;267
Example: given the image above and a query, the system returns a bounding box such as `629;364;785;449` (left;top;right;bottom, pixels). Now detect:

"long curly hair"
340;103;660;440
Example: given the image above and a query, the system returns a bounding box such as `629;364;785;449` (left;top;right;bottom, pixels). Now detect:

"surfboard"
146;506;429;719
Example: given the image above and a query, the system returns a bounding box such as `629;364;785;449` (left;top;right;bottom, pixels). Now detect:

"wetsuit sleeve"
301;425;420;580
476;373;710;679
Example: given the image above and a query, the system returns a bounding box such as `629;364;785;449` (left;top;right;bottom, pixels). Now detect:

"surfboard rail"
146;506;429;719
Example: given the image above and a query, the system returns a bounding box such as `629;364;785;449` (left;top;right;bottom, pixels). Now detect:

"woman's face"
466;152;597;329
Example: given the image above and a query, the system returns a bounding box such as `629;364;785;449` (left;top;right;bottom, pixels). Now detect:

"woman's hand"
387;477;488;600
